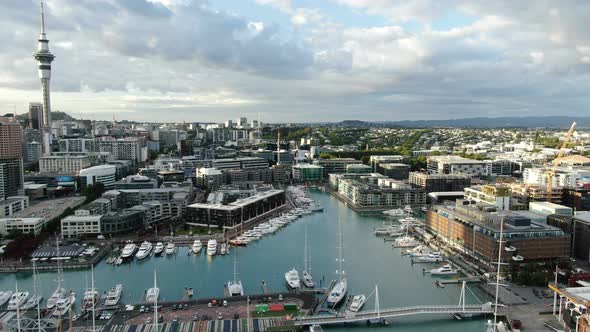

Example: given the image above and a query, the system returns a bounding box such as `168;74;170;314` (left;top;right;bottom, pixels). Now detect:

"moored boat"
7;292;29;310
153;242;164;256
135;241;153;260
349;294;367;312
192;239;202;254
207;239;217;256
284;268;301;289
104;284;123;306
430;264;458;276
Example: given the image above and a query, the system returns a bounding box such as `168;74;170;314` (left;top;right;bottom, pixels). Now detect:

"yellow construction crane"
546;121;577;202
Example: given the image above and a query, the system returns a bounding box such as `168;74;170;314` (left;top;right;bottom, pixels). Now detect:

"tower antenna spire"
40;2;46;35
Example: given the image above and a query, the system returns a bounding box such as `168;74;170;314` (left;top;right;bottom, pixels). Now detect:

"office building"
313;158;362;177
61;210;102;238
196;168;224;191
561;188;590;211
0;117;24;200
464;185;512;211
369;155;404;171
98;138;143;162
25;141;43;162
28;102;43;130
409;172;471;192
39;155;91;174
427;156;487;177
346;164;372;174
115;175;158;190
0;196;29;217
292;164;323;182
378;163;410;180
548;212;590;261
100;209;144;235
79;165;117;189
0;217;45;236
336;176;426;210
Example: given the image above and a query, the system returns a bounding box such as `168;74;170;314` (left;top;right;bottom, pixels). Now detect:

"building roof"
559;155;590;166
198;168;223;176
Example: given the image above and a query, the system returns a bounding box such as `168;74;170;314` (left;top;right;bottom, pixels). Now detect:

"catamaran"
227;247;244;296
207;239;218;256
301;224;315;288
327;219;347;308
105;284;123;306
135;241;153;259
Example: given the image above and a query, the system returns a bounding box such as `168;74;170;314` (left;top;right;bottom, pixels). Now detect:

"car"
158;315;164;323
223;300;228;307
172;304;178;310
233;313;240;319
208;302;213;308
193;313;199;321
145;306;151;313
278;294;283;301
139;305;145;313
184;303;188;309
217;312;223;320
172;317;179;323
146;318;152;324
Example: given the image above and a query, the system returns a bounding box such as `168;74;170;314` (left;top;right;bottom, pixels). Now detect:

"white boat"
192;240;202;254
82;289;100;312
121;241;137;260
220;243;227;255
104;285;123;306
165;242;176;255
430;264;458;276
21;295;42;310
46;287;66;310
7;292;29;310
418;252;443;262
135;241;153;260
394;236;420;248
302;270;315;288
310;325;323;332
327;218;347;308
0;291;13;307
349;294;367;312
146;286;159;304
207;239;218;256
512;255;524;261
153;242;164;256
285;269;301;289
52;292;75;317
504;246;517;252
302;224;315;288
115;257;123;265
383;209;405;217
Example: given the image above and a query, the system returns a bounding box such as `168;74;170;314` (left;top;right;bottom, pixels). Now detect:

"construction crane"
546;121;577;202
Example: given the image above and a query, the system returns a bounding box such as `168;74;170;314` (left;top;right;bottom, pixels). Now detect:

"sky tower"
33;2;55;155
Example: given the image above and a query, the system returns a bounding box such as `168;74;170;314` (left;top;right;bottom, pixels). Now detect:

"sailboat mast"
493;215;505;329
338;218;343;281
15;281;21;332
91;265;96;332
34;261;41;332
233;247;238;283
153;270;158;332
304;225;308;271
56;237;62;289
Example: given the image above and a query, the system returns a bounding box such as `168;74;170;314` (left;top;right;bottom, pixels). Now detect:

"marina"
0;190;492;331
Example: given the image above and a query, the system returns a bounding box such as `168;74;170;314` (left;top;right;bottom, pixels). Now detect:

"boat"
429;264;458;275
327;218;347;308
310;325;323;332
0;291;13;307
302;224;315;288
349;294;367;312
207;239;218;256
192;239;202;254
47;239;67;310
146;286;159;304
115;257;123;265
394;236;420;248
383;208;405;217
7;292;29;310
220;243;227;255
185;287;194;297
82;289;100;312
153;242;164;256
135;241;153;260
165;242;175;255
21;295;42;310
227;247;244;296
403;205;413;213
512;255;524;261
285;268;301;289
120;241;137;260
52;292;75;317
504;246;517;252
104;285;123;306
418;252;443;262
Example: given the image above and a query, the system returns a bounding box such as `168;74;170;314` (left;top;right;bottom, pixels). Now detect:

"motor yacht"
418;252;443;262
7;292;29;310
207;239;218;256
153;242;164;256
82;289;100;312
20;295;42;310
104;285;123;306
430;264;458;275
146;286;159;304
0;291;13;307
302;270;314;288
165;242;176;255
46;287;66;310
349;294;367;312
52;292;75;317
192;239;202;254
120;241;137;260
284;268;301;289
135;241;153;260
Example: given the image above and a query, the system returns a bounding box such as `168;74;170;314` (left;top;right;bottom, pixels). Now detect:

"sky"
1;0;590;123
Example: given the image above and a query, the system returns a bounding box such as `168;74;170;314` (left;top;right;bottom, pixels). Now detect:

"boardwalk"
292;303;494;326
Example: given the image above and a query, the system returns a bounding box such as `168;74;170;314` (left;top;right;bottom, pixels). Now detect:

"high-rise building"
28;102;43;130
0;116;24;200
33;3;55;156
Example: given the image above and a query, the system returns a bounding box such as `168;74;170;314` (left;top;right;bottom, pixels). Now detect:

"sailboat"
46;238;66;310
21;261;42;310
301;225;314;288
227;248;244;296
153;270;159;332
82;266;100;312
327;218;347;307
146;270;160;304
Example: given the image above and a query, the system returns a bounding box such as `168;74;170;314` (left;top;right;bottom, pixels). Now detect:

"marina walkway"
292;303;494;326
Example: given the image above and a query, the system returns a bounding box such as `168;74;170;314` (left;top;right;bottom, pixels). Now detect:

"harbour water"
0;190;490;331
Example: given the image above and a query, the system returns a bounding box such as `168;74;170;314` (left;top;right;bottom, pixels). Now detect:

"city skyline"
1;0;590;122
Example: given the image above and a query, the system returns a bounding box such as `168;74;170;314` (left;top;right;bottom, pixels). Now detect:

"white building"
0;217;45;236
98;138;144;162
0;196;29;217
80;165;117;189
39;155;92;174
196;168;224;190
523;167;590;189
427;155;487;177
61;210;102;238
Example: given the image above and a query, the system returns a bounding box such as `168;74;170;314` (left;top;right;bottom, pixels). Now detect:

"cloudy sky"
1;0;589;122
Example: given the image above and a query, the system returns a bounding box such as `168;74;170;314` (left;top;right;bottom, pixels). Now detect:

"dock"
313;279;336;314
436;277;481;285
261;280;271;295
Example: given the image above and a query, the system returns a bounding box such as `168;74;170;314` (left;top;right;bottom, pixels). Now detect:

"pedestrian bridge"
292;303;494;326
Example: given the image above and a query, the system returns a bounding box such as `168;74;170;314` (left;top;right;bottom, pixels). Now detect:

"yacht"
430;264;458;276
310;325;323;332
192;240;202;254
512;255;524;262
82;289;100;312
52;292;75;317
21;295;42;310
394;236;419;248
104;285;123;306
327;219;347;308
349;294;367;312
220;243;227;255
46;287;66;310
146;286;159;304
0;291;13;307
285;269;301;289
165;242;176;255
383;209;405;217
135;241;153;260
302;270;315;288
153;242;164;256
120;241;137;260
302;225;315;288
227;280;244;297
418;252;443;262
7;292;29;310
207;239;218;256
